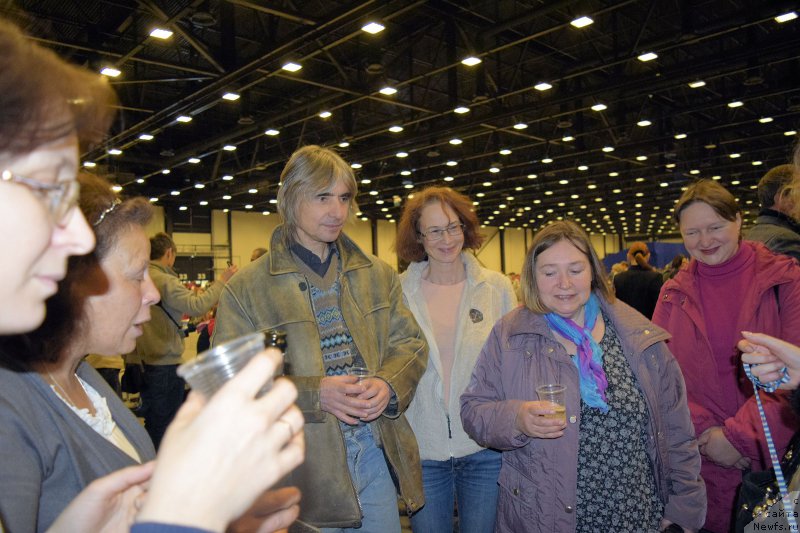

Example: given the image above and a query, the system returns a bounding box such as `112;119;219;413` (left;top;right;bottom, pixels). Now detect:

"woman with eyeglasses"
396;187;516;532
0;17;303;533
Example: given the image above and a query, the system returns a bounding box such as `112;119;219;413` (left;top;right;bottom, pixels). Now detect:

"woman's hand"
227;486;302;533
137;348;305;533
697;426;749;469
47;462;155;533
739;331;800;389
514;400;566;439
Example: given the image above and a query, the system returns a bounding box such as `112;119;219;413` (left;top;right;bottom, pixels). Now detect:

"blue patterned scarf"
544;293;609;412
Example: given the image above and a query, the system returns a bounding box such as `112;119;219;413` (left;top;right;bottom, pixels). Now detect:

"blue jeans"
320;424;401;533
410;448;501;533
141;364;185;449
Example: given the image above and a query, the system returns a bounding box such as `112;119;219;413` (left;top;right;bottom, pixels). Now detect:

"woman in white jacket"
396;186;516;532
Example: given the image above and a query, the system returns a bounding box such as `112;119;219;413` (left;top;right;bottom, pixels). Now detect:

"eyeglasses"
1;169;80;226
418;222;465;242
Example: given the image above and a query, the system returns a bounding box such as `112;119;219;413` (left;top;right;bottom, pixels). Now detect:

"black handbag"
735;431;800;532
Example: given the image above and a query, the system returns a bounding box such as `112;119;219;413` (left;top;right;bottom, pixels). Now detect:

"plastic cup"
536;384;566;423
178;332;268;398
348;366;375;382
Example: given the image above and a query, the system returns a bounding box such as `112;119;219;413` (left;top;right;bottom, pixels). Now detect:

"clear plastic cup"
536;383;566;423
178;332;268;398
348;366;375;382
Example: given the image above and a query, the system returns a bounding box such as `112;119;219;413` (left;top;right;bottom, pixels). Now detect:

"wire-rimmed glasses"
418;222;465;242
1;169;80;226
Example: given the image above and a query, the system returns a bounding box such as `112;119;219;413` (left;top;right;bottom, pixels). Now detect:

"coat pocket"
496;459;536;529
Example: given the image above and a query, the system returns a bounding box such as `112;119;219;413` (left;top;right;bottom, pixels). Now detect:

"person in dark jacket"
745;164;800;262
460;220;704;533
613;241;664;318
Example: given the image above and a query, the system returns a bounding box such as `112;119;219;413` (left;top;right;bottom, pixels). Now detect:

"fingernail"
742;331;753;336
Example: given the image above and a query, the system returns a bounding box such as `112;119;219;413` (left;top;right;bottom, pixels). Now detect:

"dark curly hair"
0;173;153;371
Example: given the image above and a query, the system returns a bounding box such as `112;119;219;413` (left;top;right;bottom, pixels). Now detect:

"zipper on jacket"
446;414;452;439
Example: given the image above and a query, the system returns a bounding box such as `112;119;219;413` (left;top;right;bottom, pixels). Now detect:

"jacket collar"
149;261;176;276
402;252;487;293
503;292;670;354
756;208;800;233
268;225;373;275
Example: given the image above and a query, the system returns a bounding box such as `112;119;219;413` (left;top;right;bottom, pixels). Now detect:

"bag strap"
155;301;183;332
744;363;797;526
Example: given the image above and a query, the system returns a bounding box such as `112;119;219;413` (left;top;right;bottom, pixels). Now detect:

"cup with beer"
536;384;566;423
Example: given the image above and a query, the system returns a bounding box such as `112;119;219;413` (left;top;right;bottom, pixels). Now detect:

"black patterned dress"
575;315;663;532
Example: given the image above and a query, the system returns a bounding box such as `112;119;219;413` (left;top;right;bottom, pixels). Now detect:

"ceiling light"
665;163;676;169
176;115;192;123
361;178;371;184
775;12;798;23
449;138;462;145
499;149;512;155
711;175;721;181
534;82;552;91
83;161;96;168
100;67;121;77
179;206;187;211
282;61;302;72
674;133;688;139
637;119;652;127
264;128;280;136
400;170;411;176
223;145;236;151
389;125;404;133
461;56;482;66
161;169;170;174
170;190;180;196
513;122;528;130
688;80;706;88
636;155;648;161
559;179;569;185
729;153;741;158
222;92;240;101
541;157;553;164
149;197;158;203
446;160;458;166
690;169;700;175
562;135;574;142
660;182;669;188
785;130;798;136
199;201;209;206
139;133;154;141
150;28;173;39
602;146;614;152
577;165;589;171
222;195;231;200
759;117;773;123
753;161;763;166
609;172;619;177
361;21;385;34
338;141;350;147
528;174;537;179
444;176;454;182
111;185;122;192
222;175;233;181
591;103;607;111
483;182;492;187
379;86;398;95
570;16;594;28
731;180;740;185
195;183;205;189
396;151;408;158
454;106;470;114
319;110;332;119
637;52;658;62
369;190;378;196
489;167;500;173
108;148;122;155
188;157;201;164
728;100;744;108
245;204;253;209
248;188;258;194
351;163;362;169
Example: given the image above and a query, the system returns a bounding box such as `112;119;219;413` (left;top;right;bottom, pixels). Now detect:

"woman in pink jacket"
461;220;704;532
652;179;800;533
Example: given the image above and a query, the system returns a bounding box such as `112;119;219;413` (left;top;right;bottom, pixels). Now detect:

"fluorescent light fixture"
775;12;797;23
319;110;332;119
379;86;397;95
338;141;350;148
195;183;205;189
570;16;594;28
499;149;512;155
602;146;614;152
444;176;454;182
351;163;362;169
222;92;240;101
222;175;233;181
729;153;741;158
674;133;688;139
449;138;462;145
446;160;458;166
753;161;763;166
83;161;96;168
591;103;607;111
577;165;589;171
396;151;408;158
248;188;257;194
489;167;500;173
454;106;470;114
162;169;171;174
149;28;173;39
188;157;201;164
637;52;658;62
759;117;773;123
690;169;700;175
609;172;619;177
170;190;180;196
138;133;154;141
688;80;706;88
400;170;411;176
100;67;121;77
562;135;574;142
542;157;553;164
179;206;187;211
223;145;236;151
361;21;385;34
222;195;232;200
728;100;744;108
262;211;270;215
176;115;192;123
513;122;528;130
785;130;798;136
264;128;280;136
107;148;122;155
149;198;158;203
200;201;209;206
245;204;253;209
665;163;676;169
282;61;302;72
534;82;552;91
636;155;648;161
389;125;404;133
461;56;482;66
637;119;652;127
